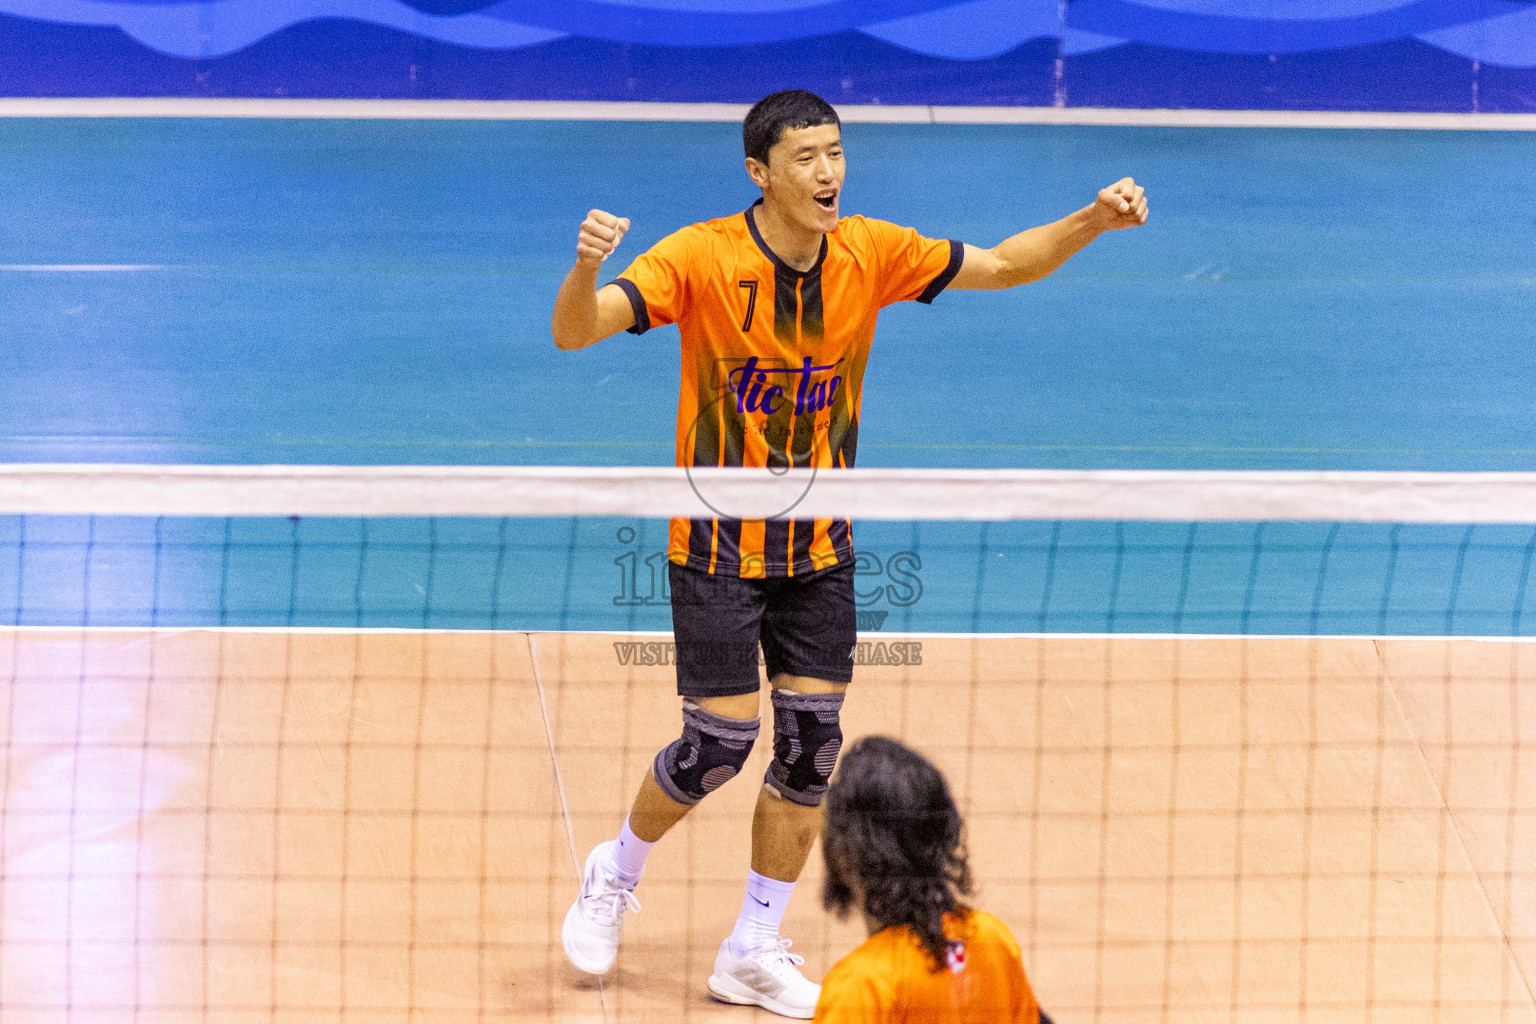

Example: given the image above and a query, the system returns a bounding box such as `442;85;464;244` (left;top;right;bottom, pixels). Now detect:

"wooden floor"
0;629;1532;1023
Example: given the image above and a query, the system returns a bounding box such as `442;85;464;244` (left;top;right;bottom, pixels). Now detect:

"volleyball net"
0;464;1532;1022
4;464;1536;635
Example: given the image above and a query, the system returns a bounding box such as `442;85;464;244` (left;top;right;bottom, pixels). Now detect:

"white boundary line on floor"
6;626;1534;642
1;97;1534;131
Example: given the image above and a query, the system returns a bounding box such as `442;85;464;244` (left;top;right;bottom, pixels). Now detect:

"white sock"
603;815;654;886
728;871;796;955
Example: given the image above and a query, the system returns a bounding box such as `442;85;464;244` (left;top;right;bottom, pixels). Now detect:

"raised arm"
950;178;1147;291
551;209;639;350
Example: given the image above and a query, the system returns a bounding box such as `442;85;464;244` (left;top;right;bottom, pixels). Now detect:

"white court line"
0;264;163;272
0;97;1534;131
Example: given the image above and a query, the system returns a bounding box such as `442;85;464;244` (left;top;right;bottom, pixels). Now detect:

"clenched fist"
1092;178;1148;230
577;209;631;265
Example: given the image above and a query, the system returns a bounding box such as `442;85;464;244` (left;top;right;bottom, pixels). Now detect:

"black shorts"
669;560;856;698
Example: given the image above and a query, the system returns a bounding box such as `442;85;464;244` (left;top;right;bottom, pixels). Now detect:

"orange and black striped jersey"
814;911;1041;1024
613;201;962;577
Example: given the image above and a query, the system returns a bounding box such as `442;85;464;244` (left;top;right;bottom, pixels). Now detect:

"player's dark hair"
743;90;840;164
821;735;973;971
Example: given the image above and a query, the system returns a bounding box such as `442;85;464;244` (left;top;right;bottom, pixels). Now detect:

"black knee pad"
764;689;844;807
653;701;761;806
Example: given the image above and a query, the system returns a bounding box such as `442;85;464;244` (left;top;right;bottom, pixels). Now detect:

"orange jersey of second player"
814;910;1040;1024
612;201;962;578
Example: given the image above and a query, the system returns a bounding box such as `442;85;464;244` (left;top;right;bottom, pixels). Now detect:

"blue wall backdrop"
0;1;1533;111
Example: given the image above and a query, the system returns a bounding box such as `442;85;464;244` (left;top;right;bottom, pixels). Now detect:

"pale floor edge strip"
5;625;1535;642
1;98;1534;131
529;632;609;1018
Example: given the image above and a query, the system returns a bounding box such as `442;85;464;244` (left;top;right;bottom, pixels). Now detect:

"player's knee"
764;688;844;806
653;701;760;805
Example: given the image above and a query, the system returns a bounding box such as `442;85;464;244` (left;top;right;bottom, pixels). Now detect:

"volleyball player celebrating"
818;736;1050;1023
551;89;1145;1017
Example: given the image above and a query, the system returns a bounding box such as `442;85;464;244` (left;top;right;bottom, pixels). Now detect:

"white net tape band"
0;464;1533;522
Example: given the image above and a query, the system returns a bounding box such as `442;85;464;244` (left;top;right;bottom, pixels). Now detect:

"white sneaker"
707;937;820;1019
561;841;640;974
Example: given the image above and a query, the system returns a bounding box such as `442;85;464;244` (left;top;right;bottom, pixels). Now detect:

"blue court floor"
1;117;1534;632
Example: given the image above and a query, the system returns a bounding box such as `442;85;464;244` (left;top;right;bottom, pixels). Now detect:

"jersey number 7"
738;279;758;333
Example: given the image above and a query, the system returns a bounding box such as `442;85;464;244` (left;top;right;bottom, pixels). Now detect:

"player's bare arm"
550;208;636;350
950;177;1148;290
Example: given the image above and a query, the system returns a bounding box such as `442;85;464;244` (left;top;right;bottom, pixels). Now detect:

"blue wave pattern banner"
0;1;1533;111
